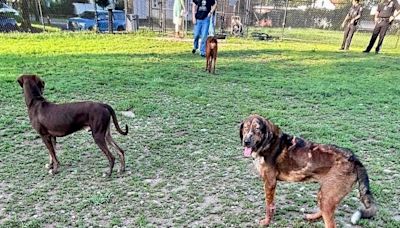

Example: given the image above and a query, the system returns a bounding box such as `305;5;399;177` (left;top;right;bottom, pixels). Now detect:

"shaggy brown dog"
17;74;128;177
205;36;218;74
240;114;376;228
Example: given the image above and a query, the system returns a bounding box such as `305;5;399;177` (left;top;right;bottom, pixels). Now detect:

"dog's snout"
244;137;251;146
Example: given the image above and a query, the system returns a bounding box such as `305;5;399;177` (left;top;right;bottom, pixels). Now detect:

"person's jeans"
208;14;216;36
193;17;210;55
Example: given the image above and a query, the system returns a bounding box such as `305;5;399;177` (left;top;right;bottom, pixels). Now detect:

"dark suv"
0;14;18;32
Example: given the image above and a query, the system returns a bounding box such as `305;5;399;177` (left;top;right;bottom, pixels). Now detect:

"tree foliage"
96;0;110;9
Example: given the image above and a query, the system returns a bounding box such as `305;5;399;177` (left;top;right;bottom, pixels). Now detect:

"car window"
79;11;95;19
97;13;107;20
113;12;125;20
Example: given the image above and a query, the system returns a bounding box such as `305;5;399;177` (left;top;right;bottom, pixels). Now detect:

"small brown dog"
205;36;218;74
17;74;128;177
240;114;376;228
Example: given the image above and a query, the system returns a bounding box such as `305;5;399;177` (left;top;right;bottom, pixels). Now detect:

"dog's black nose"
244;139;251;146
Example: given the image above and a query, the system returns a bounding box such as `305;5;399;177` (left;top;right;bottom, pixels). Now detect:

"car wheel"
4;23;13;32
117;26;124;31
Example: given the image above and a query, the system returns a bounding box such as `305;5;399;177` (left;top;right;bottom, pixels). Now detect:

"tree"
97;0;110;9
19;0;32;31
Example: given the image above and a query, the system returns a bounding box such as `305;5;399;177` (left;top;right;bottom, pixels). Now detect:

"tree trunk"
31;0;40;22
20;0;32;31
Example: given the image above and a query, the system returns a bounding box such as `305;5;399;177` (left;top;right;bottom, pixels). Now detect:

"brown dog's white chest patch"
252;153;266;177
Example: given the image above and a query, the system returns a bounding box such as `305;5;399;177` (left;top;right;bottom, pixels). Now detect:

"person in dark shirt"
192;0;217;57
340;0;363;50
363;0;400;53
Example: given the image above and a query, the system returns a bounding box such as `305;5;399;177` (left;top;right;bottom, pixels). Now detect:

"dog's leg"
260;173;277;226
212;55;217;74
306;211;322;221
41;135;59;174
320;194;337;228
45;136;57;170
319;178;354;228
305;189;322;221
93;132;115;177
106;127;125;173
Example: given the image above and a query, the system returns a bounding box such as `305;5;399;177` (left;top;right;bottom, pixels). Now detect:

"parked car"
67;10;125;32
0;3;19;16
98;10;126;31
0;14;18;32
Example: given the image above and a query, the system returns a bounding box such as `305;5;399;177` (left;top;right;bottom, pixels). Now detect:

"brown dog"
17;74;128;177
240;114;376;228
205;36;218;74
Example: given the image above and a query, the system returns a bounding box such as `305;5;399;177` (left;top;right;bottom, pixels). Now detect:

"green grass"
0;30;399;227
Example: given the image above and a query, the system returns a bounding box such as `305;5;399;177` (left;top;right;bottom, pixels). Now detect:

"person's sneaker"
362;50;370;53
200;54;206;58
339;48;344;50
192;49;196;54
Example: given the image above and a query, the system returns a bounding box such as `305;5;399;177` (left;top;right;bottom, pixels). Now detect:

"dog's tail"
104;104;128;135
350;158;377;224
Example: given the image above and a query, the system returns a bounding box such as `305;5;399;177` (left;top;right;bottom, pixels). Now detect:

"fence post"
36;0;45;32
245;0;250;36
281;0;289;39
94;1;99;32
108;8;113;33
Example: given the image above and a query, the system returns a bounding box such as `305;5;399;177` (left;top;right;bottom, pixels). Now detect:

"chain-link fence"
1;0;400;47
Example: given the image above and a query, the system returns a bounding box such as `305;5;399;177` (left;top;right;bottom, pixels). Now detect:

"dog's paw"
259;218;271;226
102;172;112;178
44;163;53;169
117;168;126;174
48;169;58;175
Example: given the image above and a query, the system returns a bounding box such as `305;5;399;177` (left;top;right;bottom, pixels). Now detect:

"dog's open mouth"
243;147;252;157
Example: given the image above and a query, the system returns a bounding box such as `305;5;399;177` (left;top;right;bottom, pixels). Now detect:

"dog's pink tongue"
243;147;252;157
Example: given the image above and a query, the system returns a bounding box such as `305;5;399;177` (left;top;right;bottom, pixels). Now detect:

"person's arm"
180;0;186;14
192;2;197;24
350;7;363;24
389;1;400;22
208;1;217;17
375;10;379;24
390;11;400;22
341;14;350;28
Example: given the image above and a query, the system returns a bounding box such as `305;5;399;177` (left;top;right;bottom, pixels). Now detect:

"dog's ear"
31;75;45;92
239;122;244;141
259;118;267;134
17;75;25;87
38;78;45;90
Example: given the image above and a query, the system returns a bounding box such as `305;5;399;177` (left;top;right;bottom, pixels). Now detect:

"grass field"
0;30;399;227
